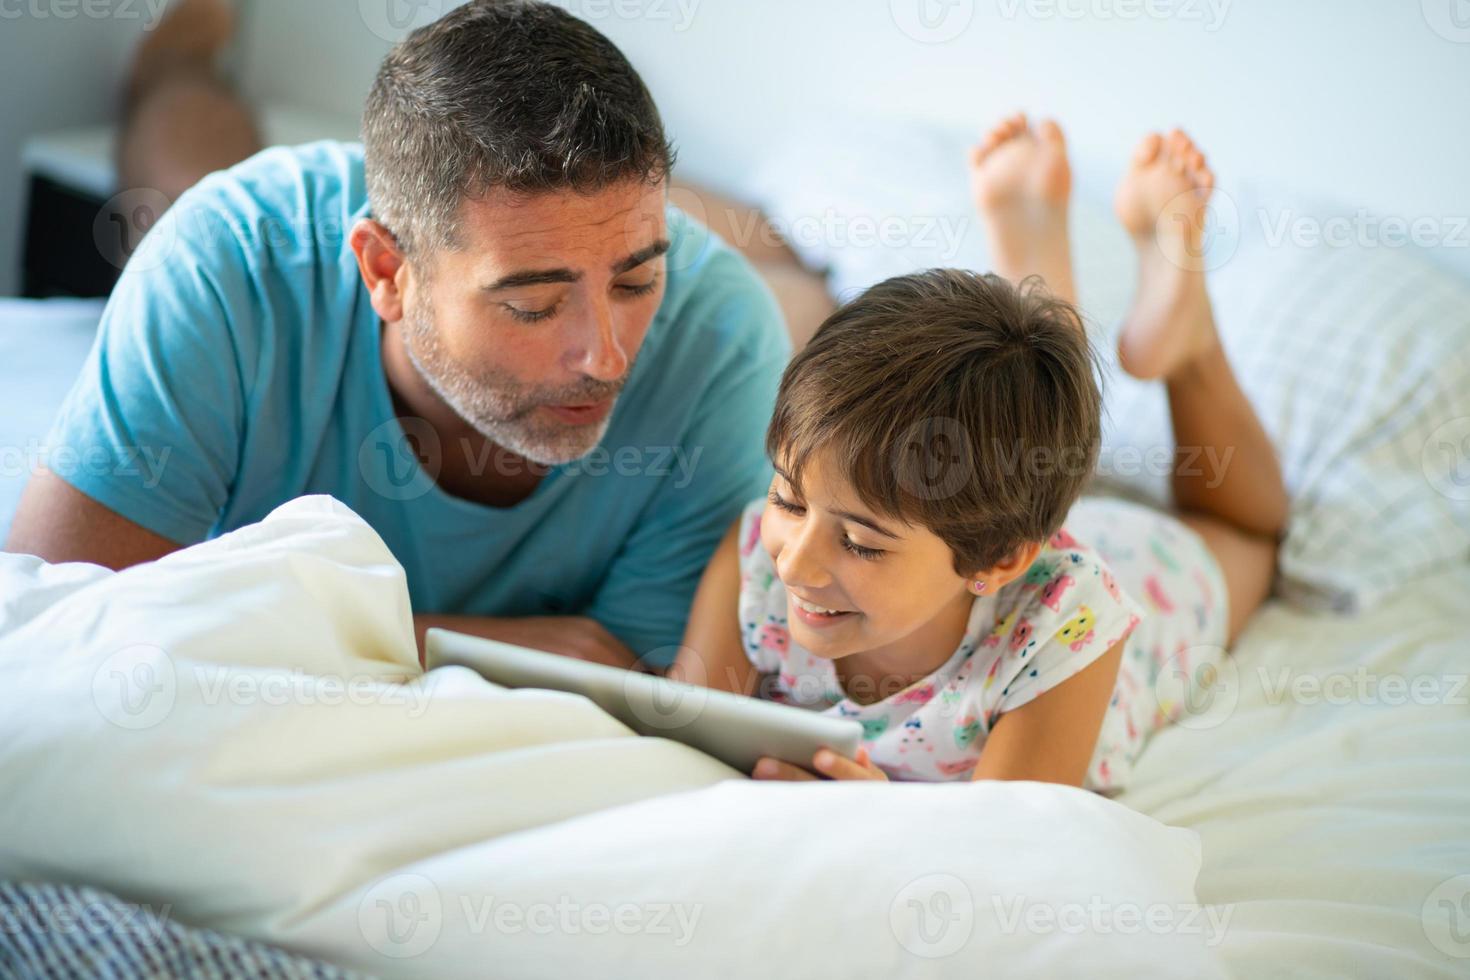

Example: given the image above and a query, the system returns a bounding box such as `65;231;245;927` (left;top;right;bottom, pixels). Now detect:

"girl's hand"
751;747;889;781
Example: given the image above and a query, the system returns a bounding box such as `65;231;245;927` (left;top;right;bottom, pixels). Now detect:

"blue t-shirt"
47;141;789;665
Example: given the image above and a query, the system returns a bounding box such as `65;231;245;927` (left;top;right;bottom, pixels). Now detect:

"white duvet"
0;496;1223;978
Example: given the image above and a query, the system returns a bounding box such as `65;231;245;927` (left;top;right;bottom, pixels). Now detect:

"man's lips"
543;399;614;425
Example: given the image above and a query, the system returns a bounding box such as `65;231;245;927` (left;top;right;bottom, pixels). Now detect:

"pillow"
747;122;1470;612
1097;185;1470;612
0;495;1223;978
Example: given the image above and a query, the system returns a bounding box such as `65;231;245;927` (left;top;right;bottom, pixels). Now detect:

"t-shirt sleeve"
585;264;788;668
43;193;251;545
984;549;1149;716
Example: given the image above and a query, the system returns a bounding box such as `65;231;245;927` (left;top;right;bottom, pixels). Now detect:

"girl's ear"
971;540;1044;592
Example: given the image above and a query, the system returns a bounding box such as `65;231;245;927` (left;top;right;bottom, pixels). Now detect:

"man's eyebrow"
480;238;669;292
483;268;581;292
613;239;671;275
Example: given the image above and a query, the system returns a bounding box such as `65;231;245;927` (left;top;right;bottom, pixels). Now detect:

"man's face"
399;179;669;466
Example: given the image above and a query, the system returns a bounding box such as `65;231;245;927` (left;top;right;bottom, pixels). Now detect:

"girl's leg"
119;0;262;205
968;112;1077;305
686;108;1081;351
1113;130;1288;640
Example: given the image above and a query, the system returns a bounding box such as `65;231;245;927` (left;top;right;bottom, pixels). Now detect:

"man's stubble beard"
398;297;629;467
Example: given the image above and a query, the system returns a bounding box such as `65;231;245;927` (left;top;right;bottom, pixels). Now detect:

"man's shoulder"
97;141;373;390
171;140;369;257
654;205;790;363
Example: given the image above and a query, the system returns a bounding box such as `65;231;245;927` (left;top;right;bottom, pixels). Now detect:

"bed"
2;150;1469;977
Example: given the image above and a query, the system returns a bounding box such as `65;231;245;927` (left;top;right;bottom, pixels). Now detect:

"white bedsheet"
1119;562;1470;978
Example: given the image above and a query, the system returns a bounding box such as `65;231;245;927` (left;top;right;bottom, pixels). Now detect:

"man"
5;0;789;669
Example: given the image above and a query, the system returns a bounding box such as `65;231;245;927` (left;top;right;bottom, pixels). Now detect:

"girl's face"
761;450;975;665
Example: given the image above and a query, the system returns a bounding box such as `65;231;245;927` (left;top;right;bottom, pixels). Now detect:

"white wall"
6;0;1469;295
593;0;1470;276
237;0;1470;277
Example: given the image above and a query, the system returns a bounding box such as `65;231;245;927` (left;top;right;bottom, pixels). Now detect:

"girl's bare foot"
128;0;238;105
118;0;260;203
1112;130;1223;381
969;112;1077;305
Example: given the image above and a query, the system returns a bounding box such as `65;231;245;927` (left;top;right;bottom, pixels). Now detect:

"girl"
668;117;1286;790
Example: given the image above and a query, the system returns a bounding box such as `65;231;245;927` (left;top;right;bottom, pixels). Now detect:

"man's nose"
573;299;629;382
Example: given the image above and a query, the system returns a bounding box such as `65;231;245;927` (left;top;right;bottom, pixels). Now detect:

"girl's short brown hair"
767;269;1103;575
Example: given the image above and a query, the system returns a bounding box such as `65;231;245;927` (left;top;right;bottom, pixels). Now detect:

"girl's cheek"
760;512;784;567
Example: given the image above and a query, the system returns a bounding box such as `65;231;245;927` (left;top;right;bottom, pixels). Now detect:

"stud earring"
972;580;987;595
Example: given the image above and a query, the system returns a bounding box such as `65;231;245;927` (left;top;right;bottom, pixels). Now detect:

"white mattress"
1119;564;1470;977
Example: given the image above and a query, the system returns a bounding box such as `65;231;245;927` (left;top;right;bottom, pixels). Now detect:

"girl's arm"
757;642;1127;784
666;519;759;696
969;637;1126;786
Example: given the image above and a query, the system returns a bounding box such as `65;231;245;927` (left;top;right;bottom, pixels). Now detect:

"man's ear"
970;540;1044;593
350;218;410;323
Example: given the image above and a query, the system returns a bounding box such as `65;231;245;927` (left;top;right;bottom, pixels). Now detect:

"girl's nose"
775;522;832;592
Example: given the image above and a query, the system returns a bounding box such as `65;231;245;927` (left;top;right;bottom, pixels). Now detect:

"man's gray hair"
362;0;676;256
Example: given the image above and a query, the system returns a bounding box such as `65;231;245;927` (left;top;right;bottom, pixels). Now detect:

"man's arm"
411;612;638;670
5;470;181;569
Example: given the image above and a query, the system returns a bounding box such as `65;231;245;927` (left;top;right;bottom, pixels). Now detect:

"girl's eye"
505;303;560;324
768;490;805;515
842;537;885;561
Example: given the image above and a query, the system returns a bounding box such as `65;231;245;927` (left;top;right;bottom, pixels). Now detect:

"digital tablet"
424;628;864;774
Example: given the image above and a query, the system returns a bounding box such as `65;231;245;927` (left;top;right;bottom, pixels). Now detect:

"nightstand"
19;106;358;299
